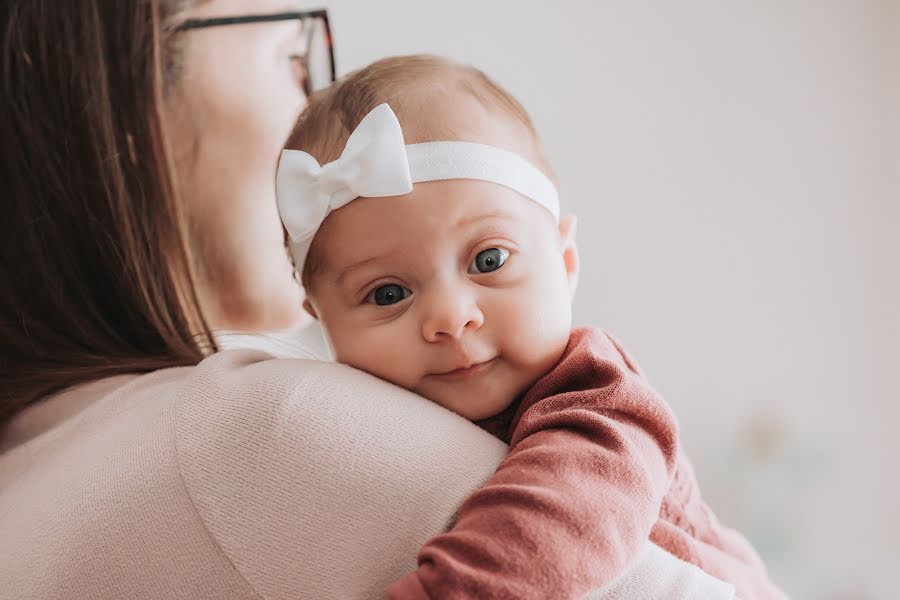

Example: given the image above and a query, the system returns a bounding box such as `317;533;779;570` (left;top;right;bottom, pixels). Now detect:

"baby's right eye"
367;284;412;306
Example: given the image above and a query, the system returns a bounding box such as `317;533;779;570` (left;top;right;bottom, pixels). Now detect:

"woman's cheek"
269;77;305;146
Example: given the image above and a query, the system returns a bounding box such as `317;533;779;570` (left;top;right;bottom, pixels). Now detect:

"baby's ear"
558;214;580;297
302;297;319;320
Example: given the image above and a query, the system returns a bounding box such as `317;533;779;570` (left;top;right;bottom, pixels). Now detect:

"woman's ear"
558;214;580;297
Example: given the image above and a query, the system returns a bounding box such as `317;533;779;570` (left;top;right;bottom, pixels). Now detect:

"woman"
0;1;736;598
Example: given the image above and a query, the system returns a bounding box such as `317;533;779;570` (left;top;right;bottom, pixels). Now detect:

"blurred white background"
317;1;899;597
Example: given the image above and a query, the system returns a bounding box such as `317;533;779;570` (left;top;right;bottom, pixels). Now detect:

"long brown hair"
0;0;216;422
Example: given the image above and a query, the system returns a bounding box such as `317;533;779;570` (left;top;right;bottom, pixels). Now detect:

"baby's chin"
412;373;524;421
449;399;516;422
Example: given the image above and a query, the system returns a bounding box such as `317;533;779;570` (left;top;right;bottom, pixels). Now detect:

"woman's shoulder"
3;345;500;467
173;347;507;504
173;349;510;598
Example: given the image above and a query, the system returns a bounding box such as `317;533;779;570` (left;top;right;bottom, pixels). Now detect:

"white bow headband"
276;103;559;273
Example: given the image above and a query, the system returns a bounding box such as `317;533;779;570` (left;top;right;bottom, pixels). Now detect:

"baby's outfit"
386;327;787;599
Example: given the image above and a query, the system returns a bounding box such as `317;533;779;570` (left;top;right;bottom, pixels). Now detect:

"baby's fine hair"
287;54;554;286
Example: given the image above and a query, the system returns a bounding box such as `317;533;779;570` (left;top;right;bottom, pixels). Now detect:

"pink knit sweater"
386;328;786;599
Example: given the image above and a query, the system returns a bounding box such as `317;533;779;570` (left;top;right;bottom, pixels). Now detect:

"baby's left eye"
468;248;510;274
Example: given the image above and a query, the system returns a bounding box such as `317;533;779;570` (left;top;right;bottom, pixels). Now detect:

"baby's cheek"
330;324;421;390
495;272;573;371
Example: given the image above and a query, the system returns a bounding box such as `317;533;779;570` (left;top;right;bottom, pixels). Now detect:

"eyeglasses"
172;10;336;96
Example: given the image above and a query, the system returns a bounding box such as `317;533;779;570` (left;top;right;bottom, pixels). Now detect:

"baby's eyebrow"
454;210;519;229
335;253;392;290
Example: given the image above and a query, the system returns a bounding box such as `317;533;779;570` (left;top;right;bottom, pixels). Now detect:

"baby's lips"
430;356;499;378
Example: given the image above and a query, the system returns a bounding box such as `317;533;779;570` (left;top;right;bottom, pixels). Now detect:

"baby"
277;55;785;600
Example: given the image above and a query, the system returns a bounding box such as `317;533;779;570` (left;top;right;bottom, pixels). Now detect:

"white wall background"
318;1;899;597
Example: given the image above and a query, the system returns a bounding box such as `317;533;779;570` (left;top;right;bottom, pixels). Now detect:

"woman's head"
1;0;312;420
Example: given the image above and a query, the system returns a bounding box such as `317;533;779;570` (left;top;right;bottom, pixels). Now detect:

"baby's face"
305;180;578;420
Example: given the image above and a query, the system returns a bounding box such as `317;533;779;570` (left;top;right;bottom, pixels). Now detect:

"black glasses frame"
174;9;326;32
172;10;336;94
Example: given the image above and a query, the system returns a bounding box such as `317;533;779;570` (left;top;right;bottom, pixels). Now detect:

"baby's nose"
421;289;485;343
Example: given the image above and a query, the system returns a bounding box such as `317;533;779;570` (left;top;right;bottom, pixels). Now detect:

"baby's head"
280;55;578;420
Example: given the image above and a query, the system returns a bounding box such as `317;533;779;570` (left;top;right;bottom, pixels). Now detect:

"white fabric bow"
276;103;413;249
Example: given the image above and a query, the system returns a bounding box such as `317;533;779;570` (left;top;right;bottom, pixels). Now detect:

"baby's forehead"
324;184;525;244
310;180;555;274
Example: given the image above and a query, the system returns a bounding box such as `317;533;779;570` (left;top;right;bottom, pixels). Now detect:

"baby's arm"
385;328;679;599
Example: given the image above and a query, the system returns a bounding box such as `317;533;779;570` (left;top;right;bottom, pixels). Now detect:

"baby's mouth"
429;357;499;381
